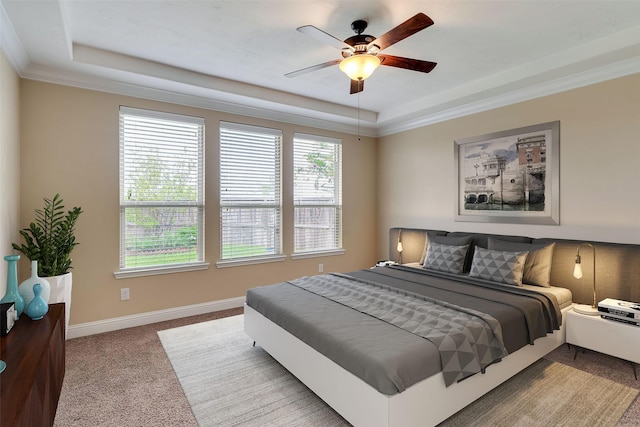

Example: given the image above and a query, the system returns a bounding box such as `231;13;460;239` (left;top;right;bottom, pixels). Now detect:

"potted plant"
12;193;82;334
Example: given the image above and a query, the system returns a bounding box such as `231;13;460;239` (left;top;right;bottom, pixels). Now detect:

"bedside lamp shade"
573;261;583;279
573;243;598;316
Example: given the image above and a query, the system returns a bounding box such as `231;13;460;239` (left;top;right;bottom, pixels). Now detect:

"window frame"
115;106;208;279
217;121;284;268
291;132;344;258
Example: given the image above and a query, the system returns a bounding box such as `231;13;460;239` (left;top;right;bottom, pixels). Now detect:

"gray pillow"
488;238;555;287
419;234;472;265
423;241;470;274
469;247;529;286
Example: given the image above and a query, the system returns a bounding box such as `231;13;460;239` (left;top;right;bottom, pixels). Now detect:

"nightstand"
566;306;640;379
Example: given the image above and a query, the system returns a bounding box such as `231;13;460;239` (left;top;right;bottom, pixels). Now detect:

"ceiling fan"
285;12;437;94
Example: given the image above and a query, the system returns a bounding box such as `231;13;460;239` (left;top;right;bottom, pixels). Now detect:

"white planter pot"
47;272;72;339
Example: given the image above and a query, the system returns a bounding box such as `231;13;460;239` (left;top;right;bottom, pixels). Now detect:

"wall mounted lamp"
573;243;598;316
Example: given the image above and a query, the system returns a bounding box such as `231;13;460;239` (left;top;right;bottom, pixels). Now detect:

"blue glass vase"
26;283;48;320
19;260;50;307
1;254;24;319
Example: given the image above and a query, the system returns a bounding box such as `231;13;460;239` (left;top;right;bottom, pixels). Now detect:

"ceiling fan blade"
285;59;342;78
350;79;364;94
367;13;434;52
378;54;437;73
297;25;355;52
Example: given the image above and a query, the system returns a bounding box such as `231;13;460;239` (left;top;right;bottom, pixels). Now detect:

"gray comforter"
288;273;508;386
246;265;562;395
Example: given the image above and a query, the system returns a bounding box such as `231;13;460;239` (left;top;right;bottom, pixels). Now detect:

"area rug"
158;315;638;427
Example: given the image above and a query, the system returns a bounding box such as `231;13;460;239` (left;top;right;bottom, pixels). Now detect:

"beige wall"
19;80;378;325
14;72;640;326
377;73;640;257
0;49;21;297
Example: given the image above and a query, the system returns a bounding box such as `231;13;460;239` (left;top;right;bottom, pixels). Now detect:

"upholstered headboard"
389;227;640;305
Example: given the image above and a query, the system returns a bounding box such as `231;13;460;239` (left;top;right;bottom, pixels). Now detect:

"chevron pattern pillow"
469;247;529;286
423;242;469;274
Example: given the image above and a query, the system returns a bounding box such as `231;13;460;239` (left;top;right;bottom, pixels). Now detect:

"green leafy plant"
12;194;83;277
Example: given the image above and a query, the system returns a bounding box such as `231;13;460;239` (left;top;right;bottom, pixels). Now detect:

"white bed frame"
244;304;569;427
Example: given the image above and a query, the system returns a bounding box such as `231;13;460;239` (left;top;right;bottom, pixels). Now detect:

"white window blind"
119;106;205;270
220;122;282;260
293;133;342;253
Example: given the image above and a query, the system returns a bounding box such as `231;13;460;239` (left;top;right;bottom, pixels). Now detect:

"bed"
244;230;578;426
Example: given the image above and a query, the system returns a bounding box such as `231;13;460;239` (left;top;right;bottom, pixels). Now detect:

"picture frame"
454;121;559;225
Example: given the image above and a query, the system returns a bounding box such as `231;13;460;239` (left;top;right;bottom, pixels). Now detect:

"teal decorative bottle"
19;260;50;307
26;283;48;320
1;255;24;318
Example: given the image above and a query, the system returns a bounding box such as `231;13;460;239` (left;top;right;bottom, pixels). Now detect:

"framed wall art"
454;121;559;225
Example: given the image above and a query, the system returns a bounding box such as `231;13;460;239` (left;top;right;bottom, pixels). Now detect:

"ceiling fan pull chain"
357;89;361;141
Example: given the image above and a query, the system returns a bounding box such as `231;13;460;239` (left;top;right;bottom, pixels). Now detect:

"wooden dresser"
0;303;65;427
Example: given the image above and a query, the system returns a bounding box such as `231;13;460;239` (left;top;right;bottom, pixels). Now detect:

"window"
219;122;282;261
293;133;342;254
118;107;205;273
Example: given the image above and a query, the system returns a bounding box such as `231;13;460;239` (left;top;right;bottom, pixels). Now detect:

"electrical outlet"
120;288;130;301
318;263;324;273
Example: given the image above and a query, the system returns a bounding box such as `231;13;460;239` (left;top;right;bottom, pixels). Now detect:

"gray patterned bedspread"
246;265;562;395
288;273;508;386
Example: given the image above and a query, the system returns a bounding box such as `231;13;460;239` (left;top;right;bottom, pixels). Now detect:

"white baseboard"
67;296;245;339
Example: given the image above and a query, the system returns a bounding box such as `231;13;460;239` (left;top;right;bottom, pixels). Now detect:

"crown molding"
0;2;28;70
377;57;640;137
21;64;380;139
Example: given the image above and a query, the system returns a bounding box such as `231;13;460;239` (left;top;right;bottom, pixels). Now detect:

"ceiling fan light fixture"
339;54;381;81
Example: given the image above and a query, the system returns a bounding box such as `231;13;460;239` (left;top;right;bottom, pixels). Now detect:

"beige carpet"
158;315;638;427
440;360;637;427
